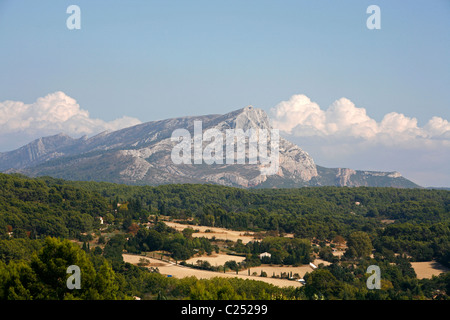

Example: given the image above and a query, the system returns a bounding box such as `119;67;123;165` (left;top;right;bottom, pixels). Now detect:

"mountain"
0;106;420;188
0;133;81;170
426;187;450;191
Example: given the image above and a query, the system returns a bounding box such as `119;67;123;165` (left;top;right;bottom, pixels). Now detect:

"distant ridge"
426;187;450;191
0;106;420;188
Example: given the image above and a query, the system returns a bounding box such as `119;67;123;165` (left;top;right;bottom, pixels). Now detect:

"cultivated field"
123;253;303;288
230;264;313;279
163;221;256;244
185;253;246;266
411;261;449;279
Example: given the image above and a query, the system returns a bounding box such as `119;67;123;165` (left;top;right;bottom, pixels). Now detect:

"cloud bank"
271;94;450;145
270;94;450;187
0;91;142;151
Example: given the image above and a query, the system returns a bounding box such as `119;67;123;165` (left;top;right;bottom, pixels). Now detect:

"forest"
0;173;449;300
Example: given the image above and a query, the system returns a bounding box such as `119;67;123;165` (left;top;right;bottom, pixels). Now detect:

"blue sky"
0;0;449;186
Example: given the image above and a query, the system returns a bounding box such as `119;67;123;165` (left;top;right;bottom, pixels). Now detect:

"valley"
0;173;448;300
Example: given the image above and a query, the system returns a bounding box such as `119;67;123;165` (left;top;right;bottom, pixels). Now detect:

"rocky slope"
0;106;420;188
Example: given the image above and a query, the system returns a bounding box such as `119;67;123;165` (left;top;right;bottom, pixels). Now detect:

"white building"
259;252;271;259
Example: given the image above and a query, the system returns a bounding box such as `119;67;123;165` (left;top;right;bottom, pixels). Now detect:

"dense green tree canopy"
0;173;449;300
0;237;125;299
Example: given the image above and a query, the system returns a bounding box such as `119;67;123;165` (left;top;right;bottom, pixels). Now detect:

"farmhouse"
259;252;271;259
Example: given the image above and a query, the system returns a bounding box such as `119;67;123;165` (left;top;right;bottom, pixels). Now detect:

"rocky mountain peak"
233;105;271;131
0;106;420;188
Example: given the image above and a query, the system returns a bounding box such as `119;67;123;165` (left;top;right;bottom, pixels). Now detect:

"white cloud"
271;94;326;135
424;116;450;139
270;94;450;187
325;98;379;139
0;91;142;149
270;94;450;146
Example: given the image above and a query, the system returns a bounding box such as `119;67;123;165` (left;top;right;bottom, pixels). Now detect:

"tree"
93;261;121;299
103;234;126;269
146;230;163;251
304;269;341;299
171;242;191;262
319;246;335;262
346;231;373;258
122;217;132;231
0;260;37;299
182;228;195;239
81;242;90;253
5;237;127;300
127;223;140;236
104;213;115;224
29;237;96;299
333;235;345;246
92;246;103;256
224;260;239;274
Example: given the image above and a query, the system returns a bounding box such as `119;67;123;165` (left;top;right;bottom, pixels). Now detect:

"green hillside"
0;173;449;300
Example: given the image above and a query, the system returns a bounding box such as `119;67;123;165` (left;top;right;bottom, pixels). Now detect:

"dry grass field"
163;221;256;244
123;253;303;288
185;253;246;266
411;261;449;279
230;264;313;279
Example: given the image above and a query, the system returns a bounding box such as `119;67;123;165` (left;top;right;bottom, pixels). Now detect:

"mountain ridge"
0;106;421;188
